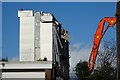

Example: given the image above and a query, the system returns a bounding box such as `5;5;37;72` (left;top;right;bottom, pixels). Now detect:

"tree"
94;39;117;80
94;62;117;80
96;39;116;68
75;39;117;80
0;57;8;62
75;60;90;80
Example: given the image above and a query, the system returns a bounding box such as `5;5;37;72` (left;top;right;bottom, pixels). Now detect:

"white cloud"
69;43;91;72
10;56;19;62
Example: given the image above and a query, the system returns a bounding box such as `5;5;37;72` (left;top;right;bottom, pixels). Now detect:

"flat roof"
0;61;52;69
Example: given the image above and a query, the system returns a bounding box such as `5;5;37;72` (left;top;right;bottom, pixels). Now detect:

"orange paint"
88;17;116;73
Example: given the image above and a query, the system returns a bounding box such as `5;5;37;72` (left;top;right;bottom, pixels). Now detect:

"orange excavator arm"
88;17;116;73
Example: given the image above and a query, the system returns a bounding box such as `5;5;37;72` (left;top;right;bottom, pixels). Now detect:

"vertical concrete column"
116;1;120;80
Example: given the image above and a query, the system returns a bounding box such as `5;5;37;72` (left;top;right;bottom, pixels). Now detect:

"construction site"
1;1;120;80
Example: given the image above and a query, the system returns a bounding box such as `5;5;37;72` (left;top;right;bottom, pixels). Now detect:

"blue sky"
0;2;1;59
1;0;117;2
2;2;117;69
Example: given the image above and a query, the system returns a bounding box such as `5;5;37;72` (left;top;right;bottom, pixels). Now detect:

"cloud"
10;56;19;62
69;43;91;72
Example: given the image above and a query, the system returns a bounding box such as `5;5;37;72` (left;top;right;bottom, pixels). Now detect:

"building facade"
1;10;69;80
18;10;54;61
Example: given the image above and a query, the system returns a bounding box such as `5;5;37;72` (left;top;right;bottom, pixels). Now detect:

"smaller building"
1;61;52;79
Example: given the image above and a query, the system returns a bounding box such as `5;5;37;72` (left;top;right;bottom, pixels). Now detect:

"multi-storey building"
1;10;69;80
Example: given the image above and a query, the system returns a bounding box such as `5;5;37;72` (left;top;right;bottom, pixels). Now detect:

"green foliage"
75;60;90;80
92;39;117;80
0;57;8;62
93;39;117;80
93;61;117;80
75;39;117;80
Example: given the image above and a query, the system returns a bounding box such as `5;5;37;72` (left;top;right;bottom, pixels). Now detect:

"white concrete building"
1;61;52;79
1;10;69;80
18;10;57;62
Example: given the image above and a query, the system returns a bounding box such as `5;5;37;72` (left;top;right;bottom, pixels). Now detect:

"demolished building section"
1;10;70;80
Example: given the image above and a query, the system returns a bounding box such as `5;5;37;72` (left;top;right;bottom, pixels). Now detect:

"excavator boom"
88;17;116;73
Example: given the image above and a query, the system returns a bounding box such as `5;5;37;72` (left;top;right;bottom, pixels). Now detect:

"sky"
0;3;2;59
1;0;118;2
2;2;117;71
